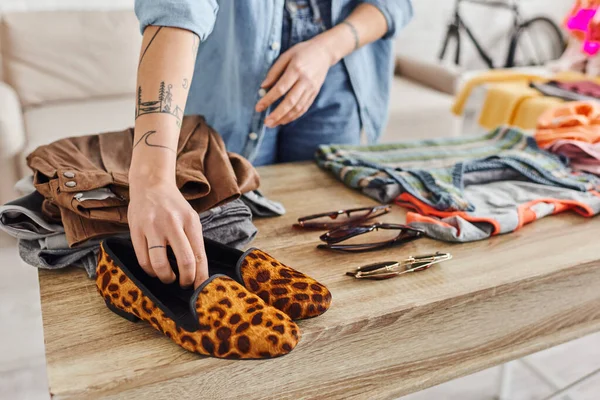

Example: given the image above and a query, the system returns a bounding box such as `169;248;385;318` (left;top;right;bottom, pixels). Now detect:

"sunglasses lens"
325;225;363;240
337;226;399;246
357;261;397;273
304;208;381;228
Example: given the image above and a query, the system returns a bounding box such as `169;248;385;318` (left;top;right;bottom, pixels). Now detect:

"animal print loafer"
96;238;300;359
204;238;332;320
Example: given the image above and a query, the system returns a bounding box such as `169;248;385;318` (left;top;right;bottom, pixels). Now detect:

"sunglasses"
317;223;424;253
346;252;452;280
294;205;391;230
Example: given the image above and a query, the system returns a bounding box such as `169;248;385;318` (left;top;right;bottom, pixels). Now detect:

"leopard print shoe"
97;238;300;359
204;239;332;320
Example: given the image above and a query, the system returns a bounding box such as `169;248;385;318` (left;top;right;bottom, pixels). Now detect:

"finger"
146;232;176;284
167;227;196;288
185;218;209;289
277;89;314;126
260;50;293;90
256;68;298;113
131;228;156;277
264;83;306;128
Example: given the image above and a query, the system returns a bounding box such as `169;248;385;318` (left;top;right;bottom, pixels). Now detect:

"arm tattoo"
341;21;360;51
133;130;176;153
183;78;189;90
139;27;163;64
136;82;184;127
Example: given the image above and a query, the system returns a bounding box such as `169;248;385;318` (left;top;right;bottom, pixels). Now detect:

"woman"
128;0;413;289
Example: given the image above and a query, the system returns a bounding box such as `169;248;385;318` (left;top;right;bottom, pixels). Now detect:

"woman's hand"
256;37;336;128
128;178;208;289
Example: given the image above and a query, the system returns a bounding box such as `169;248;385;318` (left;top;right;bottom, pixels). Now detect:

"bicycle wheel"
506;16;566;68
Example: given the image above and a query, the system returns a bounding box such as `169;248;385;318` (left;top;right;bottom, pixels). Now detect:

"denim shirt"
135;0;413;160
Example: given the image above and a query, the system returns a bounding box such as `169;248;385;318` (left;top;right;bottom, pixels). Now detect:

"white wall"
0;0;132;12
396;0;572;69
1;0;572;70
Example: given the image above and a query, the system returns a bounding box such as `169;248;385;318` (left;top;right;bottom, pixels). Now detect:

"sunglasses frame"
317;223;425;253
346;252;452;280
294;205;391;230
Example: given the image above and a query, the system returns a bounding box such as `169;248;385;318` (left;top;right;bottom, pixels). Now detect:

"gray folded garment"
19;240;100;277
199;200;258;248
241;189;286;217
0;191;65;241
7;193;257;277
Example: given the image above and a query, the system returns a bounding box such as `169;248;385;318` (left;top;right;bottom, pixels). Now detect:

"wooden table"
39;162;600;399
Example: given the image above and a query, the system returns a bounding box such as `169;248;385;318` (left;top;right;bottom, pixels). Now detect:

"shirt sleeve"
134;0;219;41
362;0;413;39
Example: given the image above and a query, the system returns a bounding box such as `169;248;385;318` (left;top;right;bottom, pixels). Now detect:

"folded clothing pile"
452;70;600;131
530;80;600;102
536;101;600;176
316;126;600;242
1;115;262;277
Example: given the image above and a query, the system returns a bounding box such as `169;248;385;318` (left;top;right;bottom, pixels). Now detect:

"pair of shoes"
96;238;331;359
203;238;332;320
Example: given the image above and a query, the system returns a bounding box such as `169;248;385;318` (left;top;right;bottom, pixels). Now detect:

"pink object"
583;39;600;55
546;140;600;175
567;8;597;31
566;8;600;56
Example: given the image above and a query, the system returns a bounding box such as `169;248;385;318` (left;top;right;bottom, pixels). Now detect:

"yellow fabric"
552;71;600;83
452;70;600;130
452;70;546;116
513;96;564;130
478;82;540;130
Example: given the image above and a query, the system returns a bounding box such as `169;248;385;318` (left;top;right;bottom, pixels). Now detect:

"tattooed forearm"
341;21;360;50
139;27;163;64
135;82;184;127
133;130;176;153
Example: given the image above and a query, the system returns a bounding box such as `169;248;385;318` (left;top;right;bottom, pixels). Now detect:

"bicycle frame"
439;0;524;68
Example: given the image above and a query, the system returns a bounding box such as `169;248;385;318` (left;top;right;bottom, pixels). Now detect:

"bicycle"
438;0;566;68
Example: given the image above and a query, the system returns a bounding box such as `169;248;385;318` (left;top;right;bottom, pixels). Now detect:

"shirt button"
63;171;75;178
65;181;77;188
271;42;280;51
258;88;267;97
249;132;258;141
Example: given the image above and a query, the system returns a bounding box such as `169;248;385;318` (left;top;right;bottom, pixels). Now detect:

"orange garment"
535;101;600;148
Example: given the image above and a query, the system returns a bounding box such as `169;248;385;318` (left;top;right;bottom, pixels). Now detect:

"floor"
1;233;599;400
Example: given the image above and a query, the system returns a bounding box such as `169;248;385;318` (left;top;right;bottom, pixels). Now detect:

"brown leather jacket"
27;115;260;246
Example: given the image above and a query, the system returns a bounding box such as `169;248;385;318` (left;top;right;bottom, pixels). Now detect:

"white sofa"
0;10;460;205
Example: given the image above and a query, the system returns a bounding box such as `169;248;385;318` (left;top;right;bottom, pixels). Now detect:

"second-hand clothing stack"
530;80;600;102
536;101;600;176
26;115;259;247
316;126;600;242
1;115;262;276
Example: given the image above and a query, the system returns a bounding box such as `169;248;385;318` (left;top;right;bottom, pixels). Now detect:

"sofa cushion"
1;10;140;107
20;95;134;176
381;77;461;142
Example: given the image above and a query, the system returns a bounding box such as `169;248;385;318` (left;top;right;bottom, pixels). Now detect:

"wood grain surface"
38;162;600;399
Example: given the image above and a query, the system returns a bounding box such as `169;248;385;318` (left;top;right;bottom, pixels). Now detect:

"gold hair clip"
346;252;452;280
